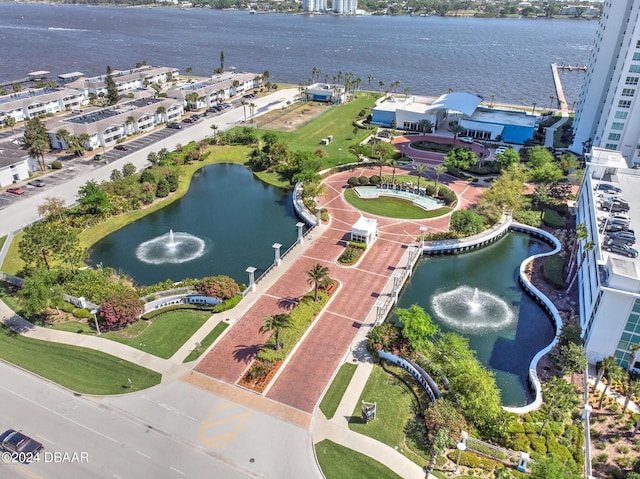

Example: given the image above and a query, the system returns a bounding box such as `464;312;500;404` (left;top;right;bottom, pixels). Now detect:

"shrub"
50;160;63;170
594;453;608;464
347;176;359;187
595;441;607;450
338;247;359;265
72;308;91;319
529;435;547;454
616;456;632;468
348;241;367;250
543;254;564;289
249;362;269;378
542;209;564;228
457;451;497;472
193;276;240;301
212;294;242;313
618;444;630;454
370;175;381;184
358;176;370;185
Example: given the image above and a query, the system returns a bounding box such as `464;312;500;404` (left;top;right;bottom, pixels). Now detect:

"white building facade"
333;0;357;15
303;0;326;13
570;0;640;164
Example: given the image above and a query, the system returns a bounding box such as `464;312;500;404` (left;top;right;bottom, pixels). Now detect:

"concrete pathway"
544;111;570;148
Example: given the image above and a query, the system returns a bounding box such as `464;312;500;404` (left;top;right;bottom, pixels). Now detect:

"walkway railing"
292;182;318;226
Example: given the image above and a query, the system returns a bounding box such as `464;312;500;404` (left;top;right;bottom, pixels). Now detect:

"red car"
7;187;24;195
114;144;129;151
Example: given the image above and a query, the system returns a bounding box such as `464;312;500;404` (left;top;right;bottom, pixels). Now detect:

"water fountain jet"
135;230;206;264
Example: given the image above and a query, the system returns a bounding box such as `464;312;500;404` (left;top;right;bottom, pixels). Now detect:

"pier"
550;63;572;112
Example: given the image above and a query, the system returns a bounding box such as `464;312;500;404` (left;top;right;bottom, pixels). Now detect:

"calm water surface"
0;3;597;106
89;163;300;285
394;233;556;407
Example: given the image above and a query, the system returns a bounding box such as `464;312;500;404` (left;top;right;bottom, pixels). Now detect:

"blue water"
0;3;597;106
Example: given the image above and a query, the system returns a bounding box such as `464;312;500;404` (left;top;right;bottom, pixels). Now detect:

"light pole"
338;148;342;164
90;309;101;335
454;431;468;475
531;102;536;115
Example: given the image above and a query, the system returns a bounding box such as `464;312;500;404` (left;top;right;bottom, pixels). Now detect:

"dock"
551;63;571;112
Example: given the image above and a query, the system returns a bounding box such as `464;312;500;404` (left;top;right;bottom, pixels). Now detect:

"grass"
0;323;161;394
319;362;358;419
183;321;229;363
48;321;95;334
543;254;565;290
101;309;211;359
349;364;429;467
344;189;451;219
315;439;404;479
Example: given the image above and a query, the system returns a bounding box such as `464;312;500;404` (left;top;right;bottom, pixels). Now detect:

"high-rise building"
570;1;640;165
303;0;327;13
332;0;357;15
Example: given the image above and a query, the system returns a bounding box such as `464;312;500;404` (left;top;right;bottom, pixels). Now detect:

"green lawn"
48;321;95;334
320;363;358;419
0;323;161;394
344;189;451;219
315;439;404;479
349;364;429;467
102;310;211;359
183;321;229;363
253;96;378;166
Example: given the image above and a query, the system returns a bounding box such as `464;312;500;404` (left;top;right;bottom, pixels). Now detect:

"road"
0;363;255;479
0;88;299;237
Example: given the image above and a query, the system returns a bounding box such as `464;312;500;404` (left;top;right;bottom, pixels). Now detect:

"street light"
454;431;468;475
338;148;342;164
531;102;536;115
90;309;101;335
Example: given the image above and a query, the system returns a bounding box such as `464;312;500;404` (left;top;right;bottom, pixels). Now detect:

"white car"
495;147;507;155
460;137;474;144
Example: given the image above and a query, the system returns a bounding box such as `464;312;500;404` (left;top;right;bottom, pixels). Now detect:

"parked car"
595;183;622;194
609;213;631;224
601;199;630;212
182;118;195;124
606;231;636;245
605;222;632;233
93;154;103;161
495;146;507;155
167;122;182;129
114;144;129;151
6;187;24;195
460;137;474;144
28;179;45;187
191;114;200;121
604;241;639;258
0;429;44;455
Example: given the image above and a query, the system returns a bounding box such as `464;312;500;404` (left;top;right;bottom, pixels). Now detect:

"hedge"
542;209;564;228
257;292;327;362
543;254;565;290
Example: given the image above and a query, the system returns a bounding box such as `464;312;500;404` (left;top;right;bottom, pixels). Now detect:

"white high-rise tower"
303;0;327;13
570;1;640;165
332;0;357;15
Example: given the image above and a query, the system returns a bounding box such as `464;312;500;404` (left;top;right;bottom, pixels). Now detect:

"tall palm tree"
598;360;625;409
55;128;70;150
156;105;166;123
566;223;588;280
210;124;218;139
378;81;385;95
259;314;293;351
28;138;50;171
434;164;447;197
449;123;465;146
241;100;248;123
403;87;410;98
76;133;91;152
306;263;330;302
126;115;136;134
390;159;399;184
414;163;428;191
249;103;257;122
565;240;595;293
623;372;640;413
418;119;433;135
367;74;374;92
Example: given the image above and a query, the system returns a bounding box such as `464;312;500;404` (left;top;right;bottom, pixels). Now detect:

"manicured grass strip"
344;189;451;219
0;324;161;394
349;365;429;467
183;321;229;363
102;310;210;359
315;439;404;479
319;362;358;420
48;321;95;334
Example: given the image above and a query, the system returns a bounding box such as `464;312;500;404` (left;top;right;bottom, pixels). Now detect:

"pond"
89;163;301;286
394;232;556;407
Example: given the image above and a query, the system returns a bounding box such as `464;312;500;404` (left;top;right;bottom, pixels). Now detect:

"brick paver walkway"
196;159;485;413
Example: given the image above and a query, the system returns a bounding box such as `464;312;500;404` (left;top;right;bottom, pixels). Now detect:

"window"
622;88;636;97
627;76;640;85
615;111;628;119
608;133;621;141
605;143;618;150
612;122;625;130
630;65;640;73
634;52;640;61
619;100;632;108
637;39;640;48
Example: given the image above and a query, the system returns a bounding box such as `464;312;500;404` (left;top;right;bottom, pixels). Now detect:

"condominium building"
333;0;357;15
302;0;326;13
570;1;640;165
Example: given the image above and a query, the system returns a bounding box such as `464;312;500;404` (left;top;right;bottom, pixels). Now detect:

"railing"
292;182;318;226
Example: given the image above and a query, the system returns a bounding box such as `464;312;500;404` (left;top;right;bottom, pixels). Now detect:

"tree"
448;123;465;146
433;164;447;197
19;221;83;271
444;147;477;171
37;197;66;221
210;124;219;139
531;455;582;479
397;304;438;351
598;359;625;409
556;341;585;385
3;116;16;139
623;372;640;413
390;159;400;184
122;162;136;177
372;141;395;175
423;399;467;477
565;240;595;293
450;210;485;236
538;377;580;434
220;50;225;72
105;65;119;105
479;164;527;213
241;99;248;123
77;180;110;215
193;275;240;300
18;272;51;317
594;355;617;392
495;148;519;170
156;105;166;123
566;223;587;281
99;286;143;331
414;163;428;191
259;313;293;351
155;178;169;197
306;263;330;302
418;119;433;135
28;137;50;171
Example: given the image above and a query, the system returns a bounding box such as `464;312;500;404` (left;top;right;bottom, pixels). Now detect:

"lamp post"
531;102;536;115
90;309;101;335
454;431;468;475
338;148;342;164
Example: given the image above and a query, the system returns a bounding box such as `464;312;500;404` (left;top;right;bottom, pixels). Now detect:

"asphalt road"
0;362;254;479
0;88;299;237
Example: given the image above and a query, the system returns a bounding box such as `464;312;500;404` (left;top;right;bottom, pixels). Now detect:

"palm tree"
55;128;70;150
390;159;400;184
241;99;248;123
594;356;617;391
598;360;625;409
414;163;428;191
418;119;433;136
378;81;385;95
354;77;361;96
156;105;166;123
550;94;556;109
210;124;218;139
565;240;595;293
566;223;588;280
623;372;640;413
489;94;495;107
433;164;447;197
28;138;49;171
76;133;91;152
259;314;293;351
3;116;16;139
249;103;257;122
126;115;136;134
403;87;410;98
448;123;465;146
306;263;330;302
185;92;199;111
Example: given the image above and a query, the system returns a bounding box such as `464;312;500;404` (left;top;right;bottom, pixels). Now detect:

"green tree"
444;147;477;171
105;65;119;105
372;141;395;175
594;355;617;391
479;164;527;213
423;399;467;477
306;263;330;302
418;119;433;135
78;180;110;215
433;164;447;197
122;163;136;177
556;341;585;384
495;148;519;170
448;123;465;146
220;50;225;72
450;210;485;236
397;305;438;351
531;455;582;479
19;221;83;271
18;272;51;317
623;372;640;413
155;177;170;198
413;163;428;191
37;197;67;221
538;377;581;434
259;313;293;351
565;240;595;293
3;116;16;138
28;137;50;171
598;360;625;409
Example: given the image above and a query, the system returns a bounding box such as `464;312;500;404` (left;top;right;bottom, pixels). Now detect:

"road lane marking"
136;450;151;459
35;434;53;444
0;386;118;444
170;466;185;475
